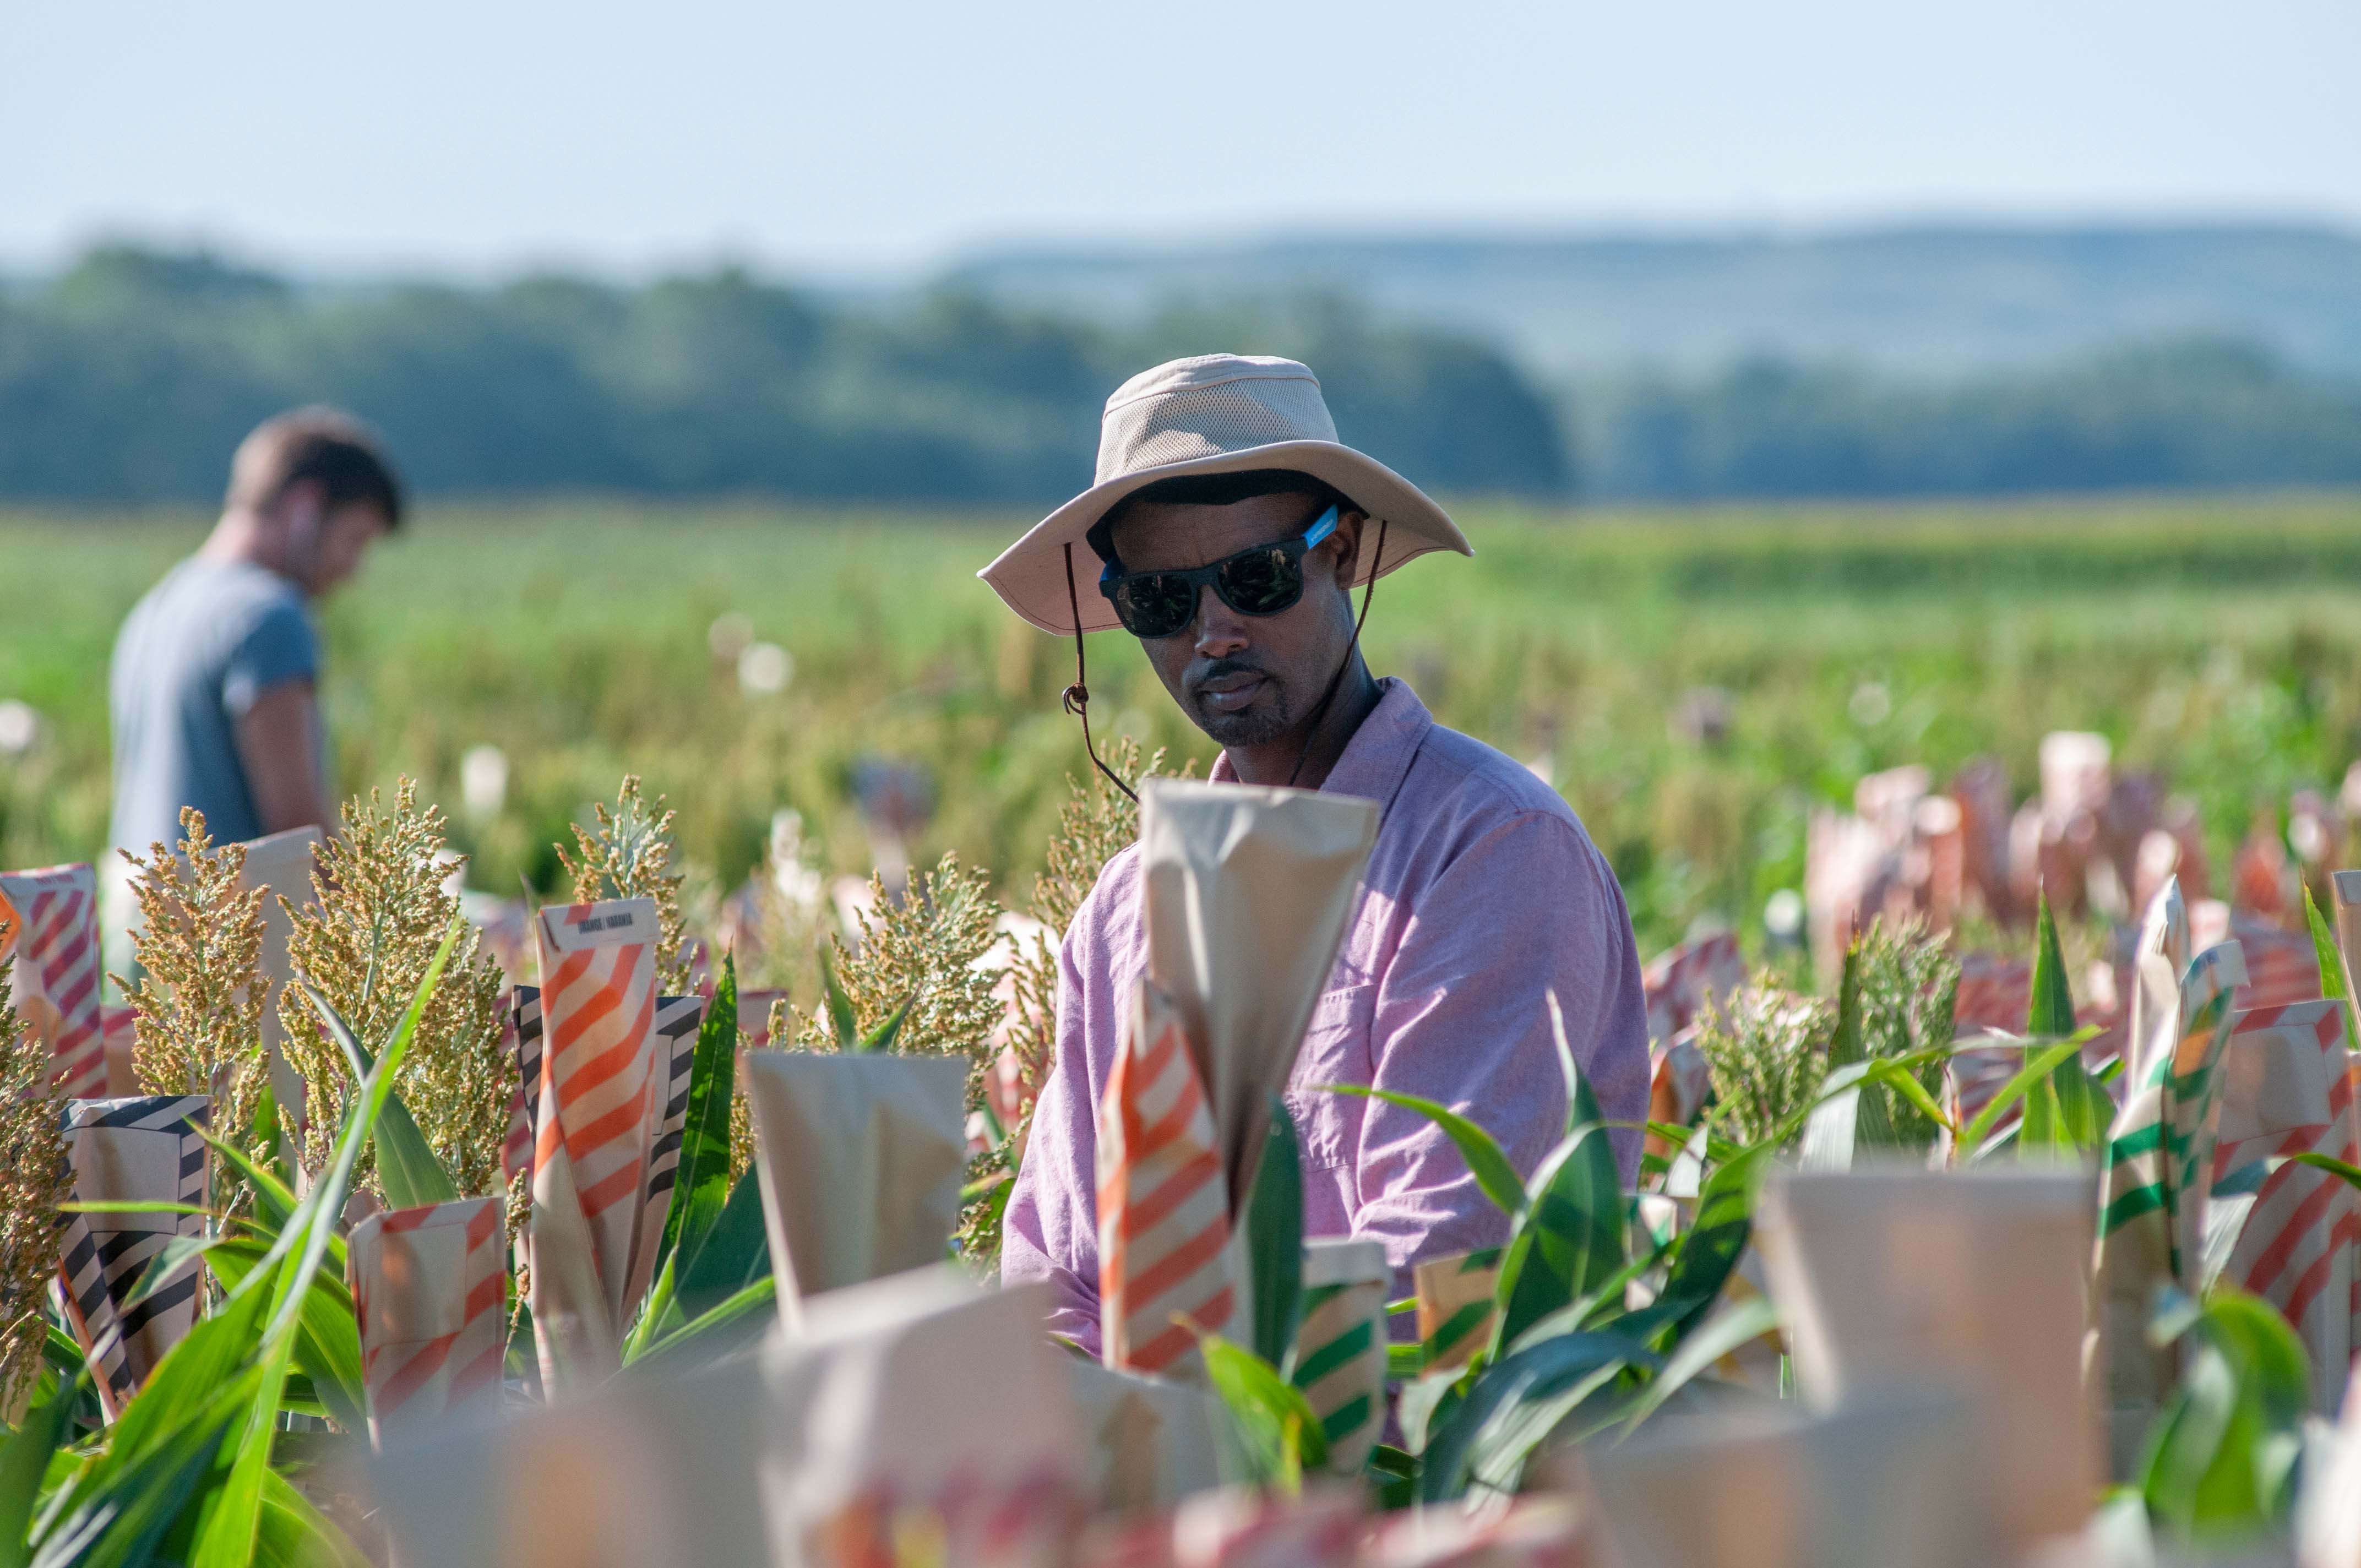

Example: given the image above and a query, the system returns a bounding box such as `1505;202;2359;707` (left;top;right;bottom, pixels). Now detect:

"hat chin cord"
1285;516;1385;791
1059;518;1387;805
1062;542;1140;805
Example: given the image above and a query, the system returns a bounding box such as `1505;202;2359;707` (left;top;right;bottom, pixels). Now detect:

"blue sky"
8;0;2355;279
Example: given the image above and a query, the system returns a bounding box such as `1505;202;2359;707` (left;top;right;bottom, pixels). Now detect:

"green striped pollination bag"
2099;945;2246;1266
1291;1239;1391;1472
2092;876;2249;1471
1413;1247;1503;1375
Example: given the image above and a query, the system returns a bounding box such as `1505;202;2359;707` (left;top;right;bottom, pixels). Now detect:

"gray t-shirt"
110;557;322;856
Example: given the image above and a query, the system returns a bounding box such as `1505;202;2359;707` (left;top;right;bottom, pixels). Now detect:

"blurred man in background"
106;407;401;950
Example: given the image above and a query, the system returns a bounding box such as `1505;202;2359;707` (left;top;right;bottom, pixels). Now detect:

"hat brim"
977;439;1473;635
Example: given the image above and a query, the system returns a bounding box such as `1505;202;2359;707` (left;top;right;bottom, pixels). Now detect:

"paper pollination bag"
1413;1248;1502;1375
1944;1030;2035;1141
759;1267;1083;1568
347;1195;507;1444
2123;874;2191;1088
1640;931;1742;1158
1644;1031;1712;1160
1640;930;1744;1051
236;825;322;1121
742;1049;969;1322
1097;781;1378;1374
1291;1238;1388;1474
2333;867;2361;1136
1100;976;1237;1373
0;862;108;1097
373;1351;773;1568
1361;1497;1585;1568
2210;998;2360;1414
1073;1516;1180;1568
501;1001;532;1189
2331;870;2361;1004
1062;1357;1231;1516
525;897;688;1392
2302;1372;2361;1568
1584;1409;1814;1568
99;1003;138;1098
633;994;709;1260
1169;1485;1366;1568
53;1096;211;1419
506;981;706;1281
1136;781;1378;1208
2091;878;2249;1467
1756;1165;2099;1557
1586;1393;1986;1568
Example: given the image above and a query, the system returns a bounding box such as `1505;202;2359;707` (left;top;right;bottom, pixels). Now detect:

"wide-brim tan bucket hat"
979;353;1472;635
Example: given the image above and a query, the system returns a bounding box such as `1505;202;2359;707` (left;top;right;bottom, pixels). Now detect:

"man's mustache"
1185;657;1274;693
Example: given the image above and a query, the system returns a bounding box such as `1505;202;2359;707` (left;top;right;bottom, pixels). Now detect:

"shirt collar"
1209;677;1432;811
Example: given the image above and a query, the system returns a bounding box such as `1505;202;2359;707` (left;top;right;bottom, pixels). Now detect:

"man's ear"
1328;509;1369;586
273;478;328;534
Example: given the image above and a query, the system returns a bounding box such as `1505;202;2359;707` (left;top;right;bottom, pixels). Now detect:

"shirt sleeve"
1349;810;1652;1283
998;915;1106;1353
219;594;319;717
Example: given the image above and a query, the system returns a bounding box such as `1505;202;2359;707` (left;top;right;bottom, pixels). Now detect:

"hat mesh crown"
1094;374;1340;484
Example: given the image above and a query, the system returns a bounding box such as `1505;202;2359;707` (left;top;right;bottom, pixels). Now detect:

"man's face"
1107;492;1362;749
278;487;390;596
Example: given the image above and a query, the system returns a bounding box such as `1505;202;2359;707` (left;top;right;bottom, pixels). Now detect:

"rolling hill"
943;222;2361;379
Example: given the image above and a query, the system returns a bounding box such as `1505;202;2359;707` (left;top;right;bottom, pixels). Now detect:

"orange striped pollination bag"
503;983;705;1275
0;862;108;1097
2211;998;2360;1413
348;1196;508;1441
527;895;667;1392
1099;977;1235;1373
1639;932;1744;1158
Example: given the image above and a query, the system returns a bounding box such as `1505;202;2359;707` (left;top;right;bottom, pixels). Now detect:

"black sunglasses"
1097;505;1340;639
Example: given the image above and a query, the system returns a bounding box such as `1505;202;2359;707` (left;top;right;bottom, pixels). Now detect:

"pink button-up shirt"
1001;679;1650;1349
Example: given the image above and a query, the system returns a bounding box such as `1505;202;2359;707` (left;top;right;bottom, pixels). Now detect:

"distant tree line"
0;248;1568;505
1574;338;2361;499
4;246;2357;507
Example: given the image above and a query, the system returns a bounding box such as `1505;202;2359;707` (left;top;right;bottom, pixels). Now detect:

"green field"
6;492;2361;957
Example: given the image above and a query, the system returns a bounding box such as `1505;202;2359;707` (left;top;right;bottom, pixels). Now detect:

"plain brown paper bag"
759;1266;1081;1568
1136;778;1378;1211
238;825;323;1120
1062;1355;1233;1512
1756;1164;2101;1556
1587;1393;1984;1568
743;1050;969;1324
372;1354;771;1568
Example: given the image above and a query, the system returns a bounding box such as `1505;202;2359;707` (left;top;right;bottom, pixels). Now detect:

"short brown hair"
226;406;405;531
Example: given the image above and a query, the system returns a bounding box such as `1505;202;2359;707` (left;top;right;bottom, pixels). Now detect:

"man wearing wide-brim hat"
982;353;1650;1349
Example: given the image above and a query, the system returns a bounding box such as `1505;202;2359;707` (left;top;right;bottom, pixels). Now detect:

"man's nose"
1192;590;1250;658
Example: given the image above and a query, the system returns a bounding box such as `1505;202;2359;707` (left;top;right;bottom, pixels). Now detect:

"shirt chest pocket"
1284;982;1376;1173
